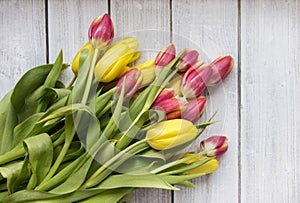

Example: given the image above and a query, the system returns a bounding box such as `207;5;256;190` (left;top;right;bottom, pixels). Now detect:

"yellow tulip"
71;42;94;75
181;153;202;164
146;119;197;150
166;74;182;96
94;37;140;83
184;157;219;175
134;60;155;87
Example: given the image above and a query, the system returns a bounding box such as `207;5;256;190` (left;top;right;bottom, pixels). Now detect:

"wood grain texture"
110;1;172;202
0;0;46;98
172;0;239;202
47;0;108;83
241;0;300;202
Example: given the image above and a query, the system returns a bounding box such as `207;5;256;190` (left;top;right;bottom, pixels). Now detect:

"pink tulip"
152;97;185;120
88;13;114;49
116;68;143;100
177;49;199;72
209;55;234;85
182;96;207;123
200;136;228;157
152;88;175;106
181;62;212;99
155;44;176;75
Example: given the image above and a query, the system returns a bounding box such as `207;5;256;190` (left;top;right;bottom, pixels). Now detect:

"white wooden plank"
48;0;108;83
241;0;300;202
172;0;239;203
110;1;172;202
0;0;46;98
111;0;171;62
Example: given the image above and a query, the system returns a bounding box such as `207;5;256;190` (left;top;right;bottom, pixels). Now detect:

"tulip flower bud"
177;49;199;72
88;14;114;49
152;88;175;106
181;62;212;99
94;37;139;82
181;153;201;164
146;119;197;150
200;136;228;157
134;60;155;87
209;55;234;85
155;44;176;75
182;96;207;123
116;68;143;100
166;75;183;96
71;42;93;75
152;97;185;120
185;158;219;175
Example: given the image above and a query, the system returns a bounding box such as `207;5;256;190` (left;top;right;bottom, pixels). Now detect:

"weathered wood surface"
241;0;300;202
0;0;299;202
172;0;239;203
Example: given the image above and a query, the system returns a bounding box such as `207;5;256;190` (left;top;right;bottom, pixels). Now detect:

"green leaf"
175;180;196;188
49;156;93;194
0;104;18;154
138;148;166;162
35;153;88;191
44;88;71;101
0;91;13;154
11;64;53;113
160;173;205;185
71;49;92;104
0;144;25;165
13;113;44;147
23;133;53;188
117;158;159;175
80;188;134;203
0;161;24;194
37;103;92;125
96;174;178;190
159;157;212;175
62;141;85;162
8;156;31;193
0;191;9;200
1;190;61;202
43;51;63;89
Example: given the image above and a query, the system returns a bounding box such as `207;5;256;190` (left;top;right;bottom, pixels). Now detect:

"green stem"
0;144;25;165
150;154;201;174
81;48;99;105
81;139;147;189
115;109;147;150
67;75;77;89
39;49;100;185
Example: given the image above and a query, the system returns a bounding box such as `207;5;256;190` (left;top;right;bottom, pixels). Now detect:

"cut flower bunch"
0;13;234;202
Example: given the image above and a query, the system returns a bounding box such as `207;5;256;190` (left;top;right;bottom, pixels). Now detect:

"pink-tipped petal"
182;96;207;123
155;44;176;75
152;88;175;106
116;68;142;100
209;55;234;85
88;13;114;49
181;63;212;99
200;136;228;157
177;49;199;72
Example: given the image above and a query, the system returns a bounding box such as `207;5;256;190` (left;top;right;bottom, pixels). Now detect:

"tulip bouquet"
0;13;233;202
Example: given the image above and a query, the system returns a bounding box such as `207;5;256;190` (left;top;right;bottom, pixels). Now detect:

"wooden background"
0;0;299;202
